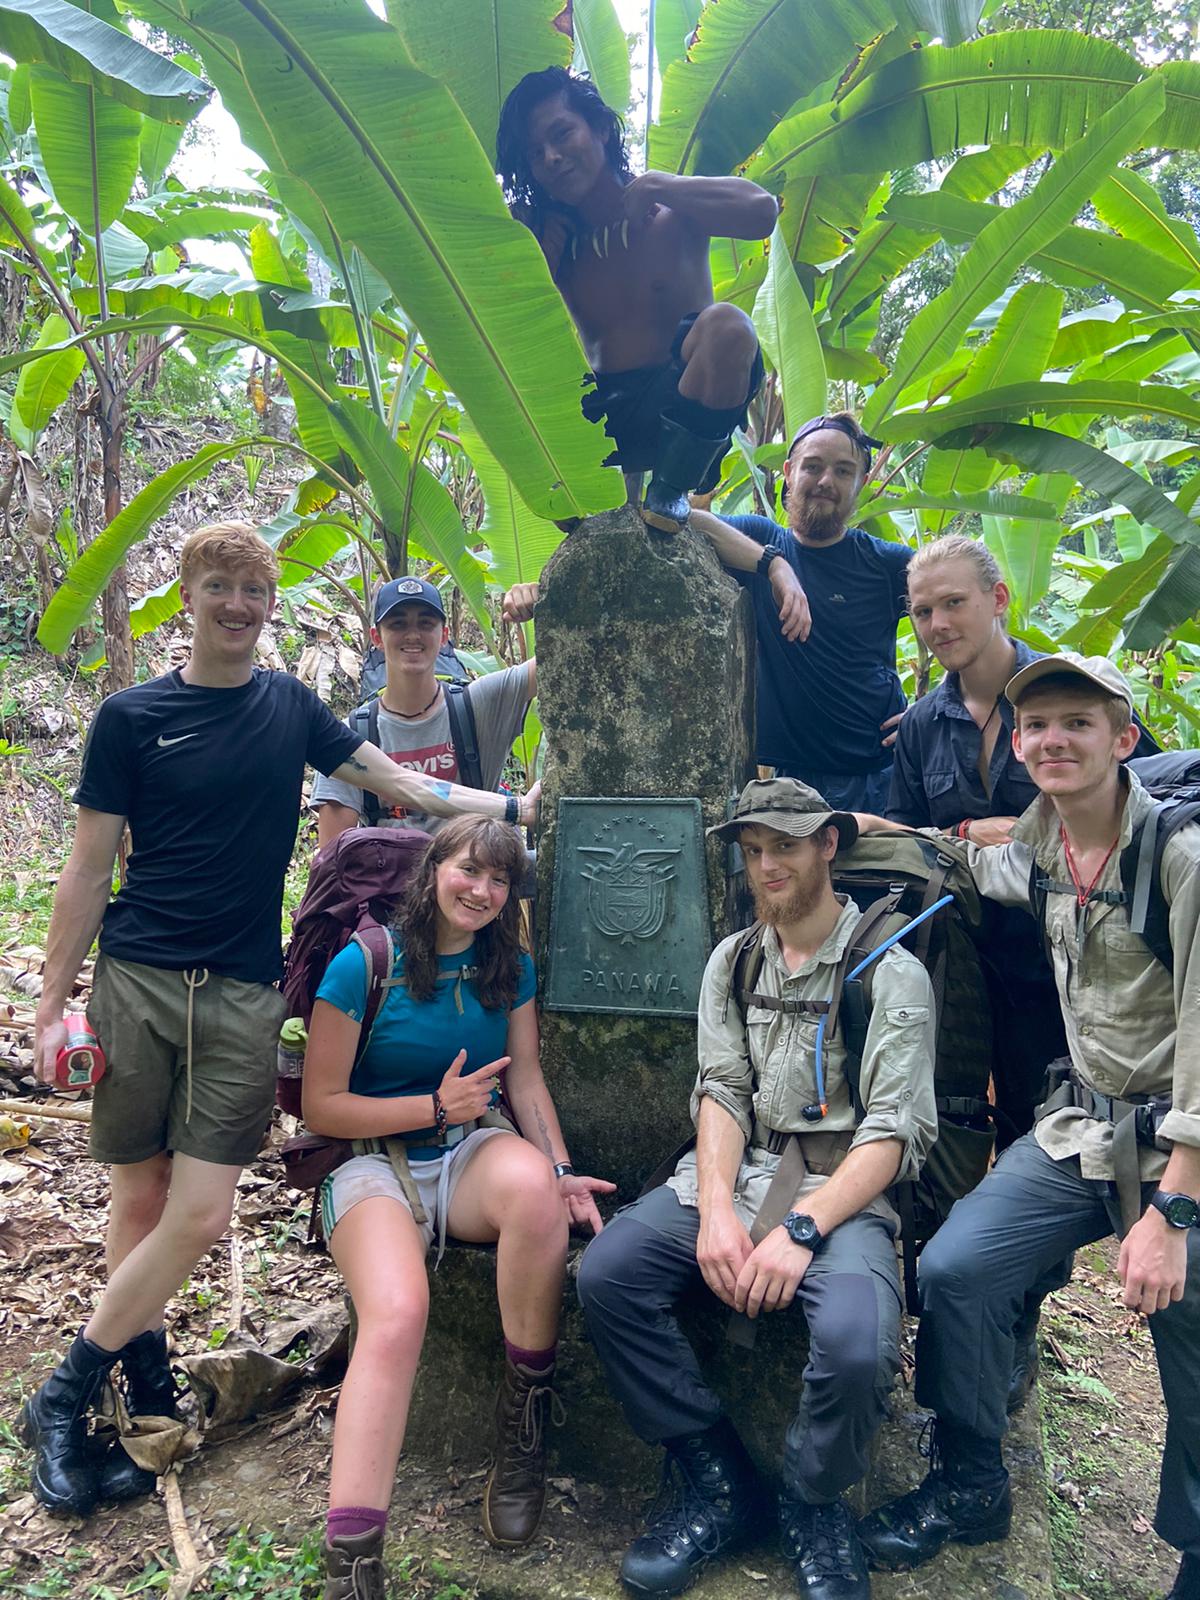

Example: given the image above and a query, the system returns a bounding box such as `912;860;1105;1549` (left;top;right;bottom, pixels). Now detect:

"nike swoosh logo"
156;733;198;747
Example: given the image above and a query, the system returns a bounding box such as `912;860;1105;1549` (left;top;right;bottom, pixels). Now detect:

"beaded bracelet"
432;1089;448;1136
957;819;972;841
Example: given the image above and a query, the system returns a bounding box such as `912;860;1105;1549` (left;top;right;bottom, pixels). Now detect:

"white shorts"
319;1127;509;1261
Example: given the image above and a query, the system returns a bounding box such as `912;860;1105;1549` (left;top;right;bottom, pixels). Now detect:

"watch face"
1161;1194;1199;1229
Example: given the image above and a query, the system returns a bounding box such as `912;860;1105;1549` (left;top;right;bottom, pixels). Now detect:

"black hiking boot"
620;1417;760;1596
1007;1320;1040;1414
641;418;725;534
857;1419;1011;1573
780;1495;870;1599
17;1330;120;1516
98;1328;179;1504
322;1526;386;1600
1165;1553;1200;1600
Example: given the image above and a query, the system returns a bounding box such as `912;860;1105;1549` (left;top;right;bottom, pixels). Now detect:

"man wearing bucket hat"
857;654;1200;1600
687;414;911;813
312;576;536;845
578;778;937;1599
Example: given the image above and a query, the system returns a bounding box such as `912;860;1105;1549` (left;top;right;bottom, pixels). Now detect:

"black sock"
664;396;742;440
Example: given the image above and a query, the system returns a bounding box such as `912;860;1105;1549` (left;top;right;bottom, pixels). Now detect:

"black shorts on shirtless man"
496;68;777;533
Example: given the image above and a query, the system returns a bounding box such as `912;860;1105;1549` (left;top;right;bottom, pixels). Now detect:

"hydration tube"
809;893;954;1119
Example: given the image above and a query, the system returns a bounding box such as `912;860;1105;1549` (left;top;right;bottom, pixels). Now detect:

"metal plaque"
545;798;710;1017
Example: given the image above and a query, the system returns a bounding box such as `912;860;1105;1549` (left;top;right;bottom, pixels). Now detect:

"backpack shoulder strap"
725;923;766;1024
1121;800;1200;976
349;925;395;1064
445;683;483;793
350;697;384;826
833;895;905;1116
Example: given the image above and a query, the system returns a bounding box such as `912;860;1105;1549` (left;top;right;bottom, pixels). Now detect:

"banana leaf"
651;0;900;176
459;417;563;591
327;398;491;631
747;35;1197;187
1093;169;1200;278
9;312;84;451
751;222;826;440
572;0;631;120
124;0;621;524
862;75;1165;432
857;487;1059;522
390;0;570;155
921;283;1063;525
982;481;1070;622
654;0;702;75
889;0;984;44
0;0;208;120
30;62;141;232
881;379;1200;442
38;439;259;652
778;170;880;279
882;190;1194;311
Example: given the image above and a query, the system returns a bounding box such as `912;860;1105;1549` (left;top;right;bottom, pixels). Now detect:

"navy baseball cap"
374;576;446;624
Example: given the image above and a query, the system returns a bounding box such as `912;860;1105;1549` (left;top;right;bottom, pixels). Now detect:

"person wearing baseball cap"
311;575;537;846
579;776;936;1600
688;413;910;814
859;654;1200;1600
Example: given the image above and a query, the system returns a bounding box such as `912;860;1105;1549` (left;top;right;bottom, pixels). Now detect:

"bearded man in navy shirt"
691;413;909;812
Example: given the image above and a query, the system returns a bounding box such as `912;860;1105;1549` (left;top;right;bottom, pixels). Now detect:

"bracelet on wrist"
553;1162;576;1180
505;793;520;825
957;819;972;842
432;1090;448;1136
754;545;778;580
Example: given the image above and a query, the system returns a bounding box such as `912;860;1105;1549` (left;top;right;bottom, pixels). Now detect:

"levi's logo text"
386;744;459;817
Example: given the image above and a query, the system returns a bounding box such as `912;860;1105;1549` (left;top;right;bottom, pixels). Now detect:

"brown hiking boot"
323;1526;387;1599
482;1358;562;1548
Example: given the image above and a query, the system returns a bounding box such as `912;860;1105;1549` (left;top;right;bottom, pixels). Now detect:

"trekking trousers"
916;1132;1200;1554
577;1184;902;1503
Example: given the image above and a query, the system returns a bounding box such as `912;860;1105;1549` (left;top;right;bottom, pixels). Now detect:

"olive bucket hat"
707;777;859;850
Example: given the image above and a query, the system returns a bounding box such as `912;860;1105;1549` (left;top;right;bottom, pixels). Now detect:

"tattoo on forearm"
431;780;451;800
348;756;369;773
534;1103;553;1156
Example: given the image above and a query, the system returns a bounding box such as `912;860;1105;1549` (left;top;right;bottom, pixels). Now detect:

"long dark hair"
396;817;527;1010
495;67;632;236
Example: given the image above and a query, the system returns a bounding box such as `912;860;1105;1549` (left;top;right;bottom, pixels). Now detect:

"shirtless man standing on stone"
496;67;778;533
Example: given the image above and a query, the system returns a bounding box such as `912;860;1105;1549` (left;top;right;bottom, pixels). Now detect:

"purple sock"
504;1339;556;1374
327;1505;387;1543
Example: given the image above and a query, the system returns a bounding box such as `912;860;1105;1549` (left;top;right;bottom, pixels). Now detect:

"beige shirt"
667;896;938;1227
965;771;1200;1180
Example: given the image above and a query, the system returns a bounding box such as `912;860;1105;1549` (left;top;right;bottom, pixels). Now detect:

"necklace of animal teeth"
569;219;631;260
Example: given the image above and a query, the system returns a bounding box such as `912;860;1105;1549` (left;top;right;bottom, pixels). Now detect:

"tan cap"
707;777;858;850
1005;650;1133;712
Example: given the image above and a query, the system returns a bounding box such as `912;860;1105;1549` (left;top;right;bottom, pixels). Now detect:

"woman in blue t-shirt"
303;816;614;1592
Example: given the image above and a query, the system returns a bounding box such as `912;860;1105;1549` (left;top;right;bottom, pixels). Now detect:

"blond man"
20;524;537;1520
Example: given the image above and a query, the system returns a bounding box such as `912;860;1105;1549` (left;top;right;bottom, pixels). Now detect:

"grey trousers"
916;1132;1200;1554
577;1184;902;1503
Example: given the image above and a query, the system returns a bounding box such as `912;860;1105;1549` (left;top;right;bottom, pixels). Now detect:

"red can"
55;1015;106;1089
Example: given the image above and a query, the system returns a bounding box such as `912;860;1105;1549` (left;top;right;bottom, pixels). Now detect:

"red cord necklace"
1060;824;1119;908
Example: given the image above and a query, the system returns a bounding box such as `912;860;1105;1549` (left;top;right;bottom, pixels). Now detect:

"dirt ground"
0;1099;1183;1600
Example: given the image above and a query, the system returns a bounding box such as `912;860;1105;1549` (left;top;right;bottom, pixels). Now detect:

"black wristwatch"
1149;1191;1200;1230
553;1162;576;1180
783;1211;824;1251
755;545;779;580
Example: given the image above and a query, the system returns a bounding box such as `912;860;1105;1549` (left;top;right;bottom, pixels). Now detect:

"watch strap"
553;1162;575;1180
755;544;779;580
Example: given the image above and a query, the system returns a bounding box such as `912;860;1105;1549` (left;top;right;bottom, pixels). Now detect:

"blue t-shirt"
726;517;911;775
315;936;536;1116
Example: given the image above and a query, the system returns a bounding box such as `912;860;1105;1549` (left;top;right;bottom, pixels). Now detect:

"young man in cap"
856;654;1200;1600
495;67;776;533
689;414;909;811
20;525;538;1520
312;576;536;846
577;778;937;1599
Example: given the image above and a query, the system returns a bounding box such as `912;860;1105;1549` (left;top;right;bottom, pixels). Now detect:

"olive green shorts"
86;955;287;1167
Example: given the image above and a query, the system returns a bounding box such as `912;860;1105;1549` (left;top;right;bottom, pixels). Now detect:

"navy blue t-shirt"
75;669;362;983
726;517;911;774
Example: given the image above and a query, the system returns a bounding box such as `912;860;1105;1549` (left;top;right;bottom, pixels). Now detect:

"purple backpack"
279;826;431;1113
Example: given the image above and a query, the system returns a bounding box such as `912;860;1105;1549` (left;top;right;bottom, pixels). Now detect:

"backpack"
1030;750;1200;974
731;829;995;1314
349;684;483;827
278;826;431;1115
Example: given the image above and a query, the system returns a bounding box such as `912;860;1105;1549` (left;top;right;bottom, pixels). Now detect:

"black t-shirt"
75;669;362;983
727;517;911;774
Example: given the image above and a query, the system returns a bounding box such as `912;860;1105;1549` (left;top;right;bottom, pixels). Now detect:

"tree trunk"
100;393;134;694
